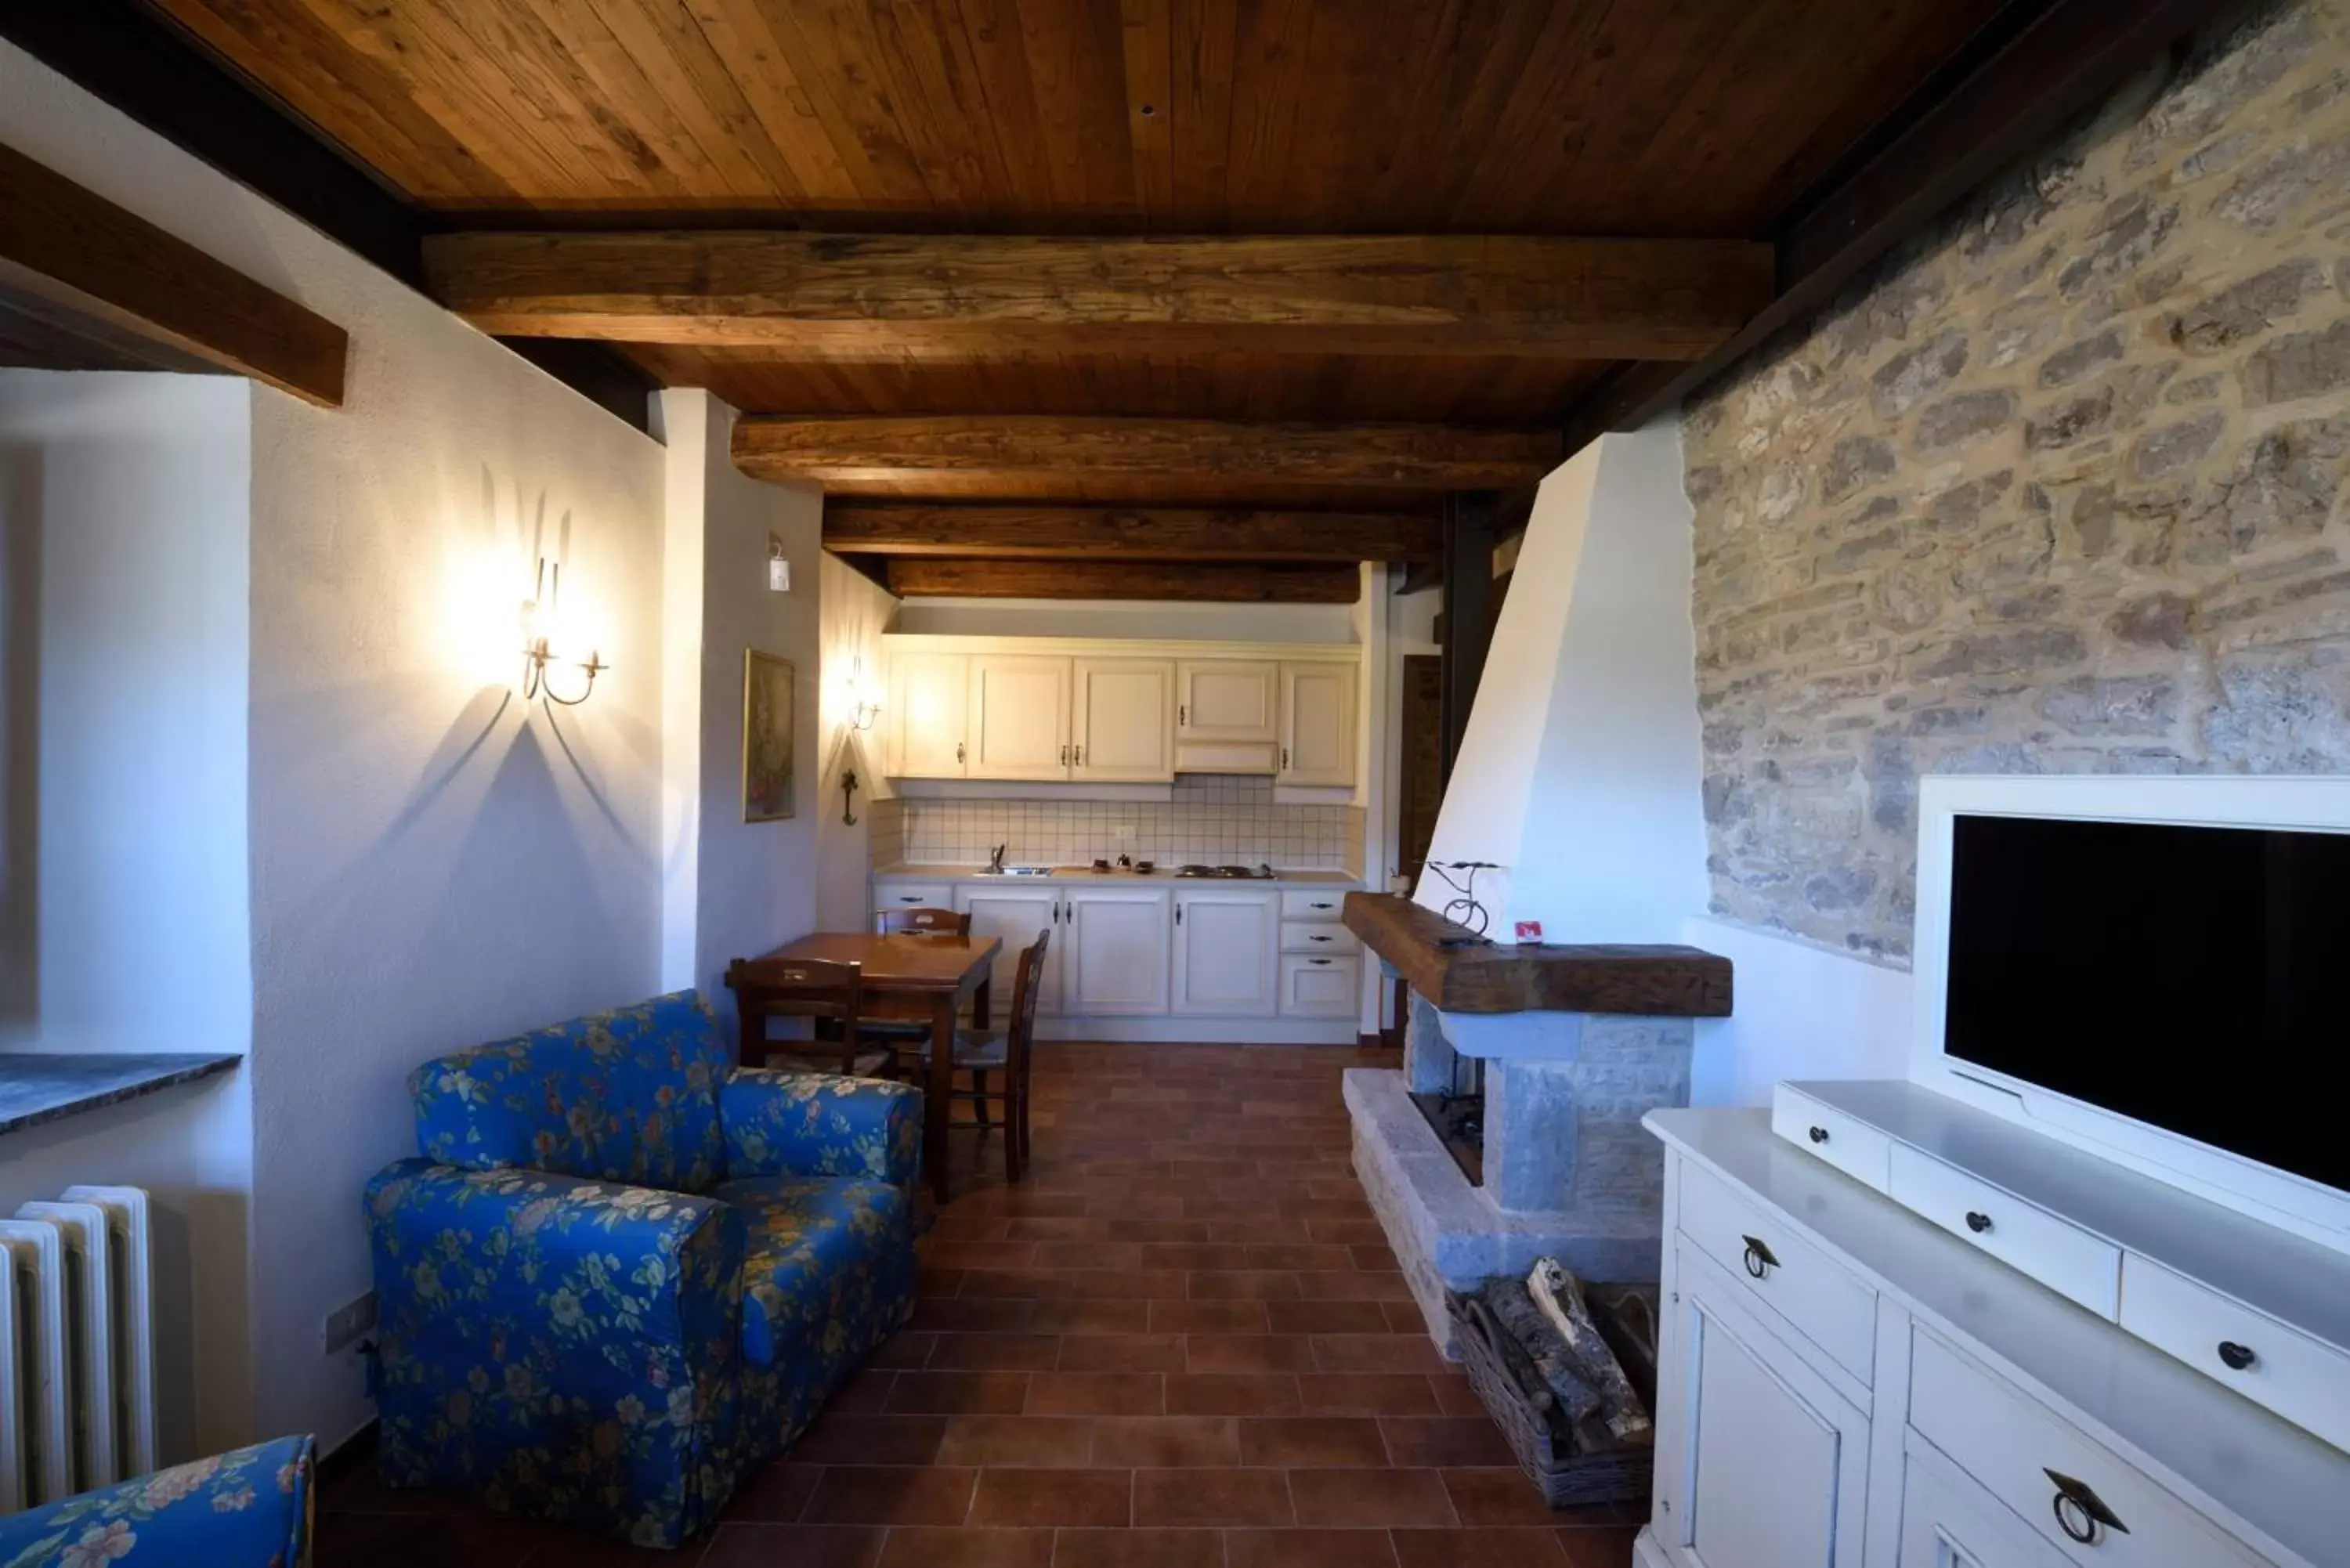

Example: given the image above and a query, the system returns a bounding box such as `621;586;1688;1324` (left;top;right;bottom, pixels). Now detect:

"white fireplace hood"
1413;427;1707;945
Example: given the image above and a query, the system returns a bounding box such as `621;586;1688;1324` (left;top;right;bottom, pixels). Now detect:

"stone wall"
1685;0;2350;963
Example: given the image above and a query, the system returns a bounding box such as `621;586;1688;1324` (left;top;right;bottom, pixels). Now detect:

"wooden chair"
734;956;896;1078
914;929;1048;1182
862;908;974;1064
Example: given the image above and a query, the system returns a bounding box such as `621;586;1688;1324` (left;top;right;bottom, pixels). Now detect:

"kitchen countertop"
876;863;1361;887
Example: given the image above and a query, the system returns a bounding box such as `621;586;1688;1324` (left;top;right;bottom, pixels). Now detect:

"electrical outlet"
324;1290;377;1355
1113;825;1136;842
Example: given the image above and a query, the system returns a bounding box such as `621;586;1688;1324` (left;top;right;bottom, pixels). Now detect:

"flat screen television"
1911;776;2350;1245
1942;811;2350;1193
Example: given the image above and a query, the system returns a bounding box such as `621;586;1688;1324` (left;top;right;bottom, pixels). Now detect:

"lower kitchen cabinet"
953;883;1063;1014
1063;886;1172;1015
1278;952;1358;1017
1172;888;1278;1017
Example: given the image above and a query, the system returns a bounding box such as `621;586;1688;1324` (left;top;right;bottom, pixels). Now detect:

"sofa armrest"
0;1434;314;1568
721;1068;922;1187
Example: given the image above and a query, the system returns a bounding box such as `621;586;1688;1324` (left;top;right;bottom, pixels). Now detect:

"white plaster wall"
816;554;899;933
0;370;257;1458
1680;915;1913;1108
0;44;674;1451
891;598;1360;643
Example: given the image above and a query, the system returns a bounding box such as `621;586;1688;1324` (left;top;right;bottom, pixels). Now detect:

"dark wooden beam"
0;291;225;375
884;558;1361;603
1440;491;1501;778
736;416;1562;501
0;143;347;405
823;504;1440;562
1557;0;2254;453
425;232;1773;362
1343;893;1733;1015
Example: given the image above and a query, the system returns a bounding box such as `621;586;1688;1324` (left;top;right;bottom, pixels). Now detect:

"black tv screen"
1944;812;2350;1194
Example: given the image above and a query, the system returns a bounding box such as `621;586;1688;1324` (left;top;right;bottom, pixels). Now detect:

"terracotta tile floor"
320;1043;1644;1566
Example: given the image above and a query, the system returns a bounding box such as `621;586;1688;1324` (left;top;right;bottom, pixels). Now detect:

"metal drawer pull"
1807;1125;1829;1143
1965;1210;1993;1234
1310;934;1332;942
2218;1340;2257;1371
2045;1469;2128;1543
1309;958;1332;966
1740;1235;1778;1278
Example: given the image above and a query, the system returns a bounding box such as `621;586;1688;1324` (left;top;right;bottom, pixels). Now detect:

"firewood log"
1528;1258;1654;1446
1466;1295;1553;1416
1482;1279;1603;1426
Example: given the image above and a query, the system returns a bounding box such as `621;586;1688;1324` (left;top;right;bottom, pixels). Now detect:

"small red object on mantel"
1514;920;1545;945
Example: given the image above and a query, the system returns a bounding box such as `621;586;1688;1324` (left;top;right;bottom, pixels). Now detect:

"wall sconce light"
519;556;609;706
846;655;881;732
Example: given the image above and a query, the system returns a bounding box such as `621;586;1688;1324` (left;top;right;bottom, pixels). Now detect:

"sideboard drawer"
2120;1255;2350;1456
1909;1331;2263;1568
1889;1144;2120;1318
1678;1158;1876;1384
1279;889;1348;920
1773;1084;1893;1192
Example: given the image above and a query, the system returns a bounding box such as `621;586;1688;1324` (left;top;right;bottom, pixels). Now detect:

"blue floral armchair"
0;1435;313;1568
364;990;920;1547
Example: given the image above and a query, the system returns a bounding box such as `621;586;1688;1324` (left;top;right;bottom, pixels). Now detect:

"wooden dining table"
727;930;1000;1205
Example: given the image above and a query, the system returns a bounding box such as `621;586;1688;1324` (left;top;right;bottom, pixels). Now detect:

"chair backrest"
730;956;865;1071
879;906;971;937
408;989;730;1192
1008;929;1050;1053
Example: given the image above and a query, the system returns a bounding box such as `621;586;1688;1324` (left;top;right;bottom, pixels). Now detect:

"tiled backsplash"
873;776;1361;871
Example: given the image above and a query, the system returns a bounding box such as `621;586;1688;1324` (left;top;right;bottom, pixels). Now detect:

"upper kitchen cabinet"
1072;658;1175;782
1278;663;1358;787
886;651;970;778
1175;659;1280;774
967;654;1073;780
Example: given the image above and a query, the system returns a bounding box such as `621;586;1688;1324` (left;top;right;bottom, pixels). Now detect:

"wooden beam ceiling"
822;504;1439;563
0;143;347;406
883;559;1360;604
425;232;1773;362
736;415;1562;506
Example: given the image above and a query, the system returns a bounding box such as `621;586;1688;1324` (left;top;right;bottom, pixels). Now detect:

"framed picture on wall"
742;649;796;822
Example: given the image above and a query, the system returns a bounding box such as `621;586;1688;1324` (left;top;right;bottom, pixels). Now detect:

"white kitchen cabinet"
1278;952;1358;1017
1896;1440;2070;1568
1278;662;1357;786
1654;1246;1870;1568
887;652;970;778
1171;888;1278;1016
1072;657;1174;782
1177;659;1278;742
953;883;1063;1014
967;655;1072;781
1063;886;1171;1014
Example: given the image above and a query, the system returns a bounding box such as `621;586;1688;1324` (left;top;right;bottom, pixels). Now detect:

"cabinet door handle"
1965;1210;1993;1234
1179;704;1188;726
1740;1235;1778;1278
1808;1125;1830;1143
1310;934;1332;942
1175;904;1183;925
2045;1469;2128;1542
1072;745;1083;765
1281;746;1290;770
2218;1340;2257;1370
1311;901;1332;909
1308;958;1332;966
956;741;966;764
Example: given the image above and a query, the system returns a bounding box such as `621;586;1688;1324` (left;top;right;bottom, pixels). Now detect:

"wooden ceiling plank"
507;0;720;197
677;0;866;204
1167;0;1238;221
761;2;949;209
822;504;1441;562
884;558;1361;603
0;142;347;406
425;230;1773;359
575;0;803;200
733;414;1561;497
1120;0;1176;226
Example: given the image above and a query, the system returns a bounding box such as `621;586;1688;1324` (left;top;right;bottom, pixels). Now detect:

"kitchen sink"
978;865;1054;876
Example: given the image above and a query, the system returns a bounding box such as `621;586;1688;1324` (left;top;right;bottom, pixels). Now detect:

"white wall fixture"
768;531;791;592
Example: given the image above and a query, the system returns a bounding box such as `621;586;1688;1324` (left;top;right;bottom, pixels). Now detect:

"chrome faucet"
989;844;1007;873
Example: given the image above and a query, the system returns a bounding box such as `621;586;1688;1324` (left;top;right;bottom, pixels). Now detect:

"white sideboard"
873;869;1361;1044
1640;1107;2347;1568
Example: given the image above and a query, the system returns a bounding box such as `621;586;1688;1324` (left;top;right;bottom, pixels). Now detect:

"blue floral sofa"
0;1434;313;1567
363;990;920;1547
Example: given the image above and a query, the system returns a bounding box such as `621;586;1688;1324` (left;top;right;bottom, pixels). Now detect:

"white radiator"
0;1187;157;1512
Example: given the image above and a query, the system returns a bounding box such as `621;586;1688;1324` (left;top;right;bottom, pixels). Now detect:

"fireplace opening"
1409;1053;1484;1186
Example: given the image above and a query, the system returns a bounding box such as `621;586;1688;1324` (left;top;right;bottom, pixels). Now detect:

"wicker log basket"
1445;1281;1659;1508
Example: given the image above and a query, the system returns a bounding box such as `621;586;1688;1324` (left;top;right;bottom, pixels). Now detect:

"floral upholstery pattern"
713;1175;915;1369
368;988;920;1547
721;1066;921;1185
0;1434;313;1568
410;990;730;1193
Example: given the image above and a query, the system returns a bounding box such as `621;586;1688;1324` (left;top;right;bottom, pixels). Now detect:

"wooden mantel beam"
823;504;1439;563
736;415;1561;503
425;232;1773;362
0;143;347;406
882;558;1360;604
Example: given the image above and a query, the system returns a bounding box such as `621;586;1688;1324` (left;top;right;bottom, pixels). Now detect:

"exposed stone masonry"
1685;0;2350;963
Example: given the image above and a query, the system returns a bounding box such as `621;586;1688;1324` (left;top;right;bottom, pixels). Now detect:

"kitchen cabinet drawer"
875;882;956;912
1278;889;1348;920
1278;920;1353;955
1888;1145;2120;1318
2119;1255;2350;1455
1907;1330;2263;1568
1677;1157;1877;1385
1278;953;1358;1017
1774;1084;1893;1193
